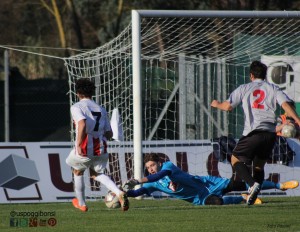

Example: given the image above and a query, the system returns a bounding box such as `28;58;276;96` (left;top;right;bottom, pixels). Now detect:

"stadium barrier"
0;139;300;203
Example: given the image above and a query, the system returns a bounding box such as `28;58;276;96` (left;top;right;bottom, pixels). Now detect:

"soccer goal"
64;10;300;197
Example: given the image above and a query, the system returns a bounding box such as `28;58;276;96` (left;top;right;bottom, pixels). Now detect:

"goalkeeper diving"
123;153;298;205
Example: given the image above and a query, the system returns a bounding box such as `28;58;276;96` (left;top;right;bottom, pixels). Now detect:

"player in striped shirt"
211;60;300;205
66;78;129;212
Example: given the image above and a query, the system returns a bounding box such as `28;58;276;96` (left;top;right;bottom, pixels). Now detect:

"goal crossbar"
134;10;300;18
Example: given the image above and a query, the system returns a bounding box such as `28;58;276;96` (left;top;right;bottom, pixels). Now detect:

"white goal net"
64;10;300;198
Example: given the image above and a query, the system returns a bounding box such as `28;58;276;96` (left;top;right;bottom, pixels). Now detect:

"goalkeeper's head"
75;78;96;98
144;153;160;164
144;153;161;175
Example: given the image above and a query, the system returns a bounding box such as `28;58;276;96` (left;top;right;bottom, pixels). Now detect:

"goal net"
63;10;300;198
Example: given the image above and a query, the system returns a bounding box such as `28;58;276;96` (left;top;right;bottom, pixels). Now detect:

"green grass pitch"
1;197;300;232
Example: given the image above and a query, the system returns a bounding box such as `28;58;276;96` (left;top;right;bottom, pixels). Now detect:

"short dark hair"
250;61;267;80
75;78;95;98
144;153;160;164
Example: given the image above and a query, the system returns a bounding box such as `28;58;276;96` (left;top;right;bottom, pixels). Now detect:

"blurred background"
1;0;300;142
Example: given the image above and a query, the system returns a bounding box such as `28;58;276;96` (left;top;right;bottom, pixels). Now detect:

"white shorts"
66;148;108;173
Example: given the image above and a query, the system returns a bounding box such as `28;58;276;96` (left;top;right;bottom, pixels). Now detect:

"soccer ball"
104;191;121;209
281;124;297;138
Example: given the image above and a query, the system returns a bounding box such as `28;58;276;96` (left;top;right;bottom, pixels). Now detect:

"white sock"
95;174;122;197
74;175;86;206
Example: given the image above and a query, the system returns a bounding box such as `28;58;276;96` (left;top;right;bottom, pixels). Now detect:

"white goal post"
64;10;300;197
131;10;300;183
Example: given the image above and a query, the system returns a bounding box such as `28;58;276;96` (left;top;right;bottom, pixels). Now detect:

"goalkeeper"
123;153;298;205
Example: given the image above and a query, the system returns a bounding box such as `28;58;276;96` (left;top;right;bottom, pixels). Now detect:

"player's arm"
211;100;233;111
76;119;87;156
123;169;171;189
282;102;300;125
276;117;284;133
139;169;171;183
276;123;286;133
104;130;113;140
126;187;149;197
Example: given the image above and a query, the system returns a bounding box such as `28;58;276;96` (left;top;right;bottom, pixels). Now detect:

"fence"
0;73;70;142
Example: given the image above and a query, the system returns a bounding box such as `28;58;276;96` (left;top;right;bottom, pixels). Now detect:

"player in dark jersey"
211;60;300;205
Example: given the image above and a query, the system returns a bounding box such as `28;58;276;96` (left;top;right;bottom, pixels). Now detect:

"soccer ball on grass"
281;124;296;138
104;191;121;209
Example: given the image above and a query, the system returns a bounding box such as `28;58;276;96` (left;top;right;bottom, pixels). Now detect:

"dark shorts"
233;130;276;163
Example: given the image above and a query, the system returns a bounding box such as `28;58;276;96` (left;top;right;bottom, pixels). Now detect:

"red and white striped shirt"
71;99;112;157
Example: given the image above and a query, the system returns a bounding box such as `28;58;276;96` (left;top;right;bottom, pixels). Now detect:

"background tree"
0;0;300;80
40;0;66;49
65;0;84;49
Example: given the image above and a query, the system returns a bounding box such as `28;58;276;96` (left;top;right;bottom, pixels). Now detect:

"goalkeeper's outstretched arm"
126;187;148;197
124;169;171;197
123;169;171;190
139;169;171;183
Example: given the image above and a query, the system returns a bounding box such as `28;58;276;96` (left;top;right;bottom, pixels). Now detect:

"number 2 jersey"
227;79;290;136
71;99;112;157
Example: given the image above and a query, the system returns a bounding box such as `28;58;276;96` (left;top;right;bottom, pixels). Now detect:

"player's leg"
252;131;275;186
91;153;122;195
249;132;276;203
66;149;91;212
224;173;285;192
232;154;261;205
93;172;129;211
259;180;299;190
202;176;246;205
231;135;257;186
234;131;276;205
231;134;261;205
223;175;285;192
91;170;122;196
92;154;129;211
252;157;267;186
279;180;299;190
72;169;88;211
223;177;247;193
221;176;262;204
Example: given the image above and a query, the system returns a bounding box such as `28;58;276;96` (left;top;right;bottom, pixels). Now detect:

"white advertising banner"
0;139;299;203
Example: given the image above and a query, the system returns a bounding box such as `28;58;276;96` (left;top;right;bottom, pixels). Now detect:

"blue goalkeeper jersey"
142;161;230;205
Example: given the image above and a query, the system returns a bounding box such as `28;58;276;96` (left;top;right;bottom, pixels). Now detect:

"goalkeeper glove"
122;179;140;191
